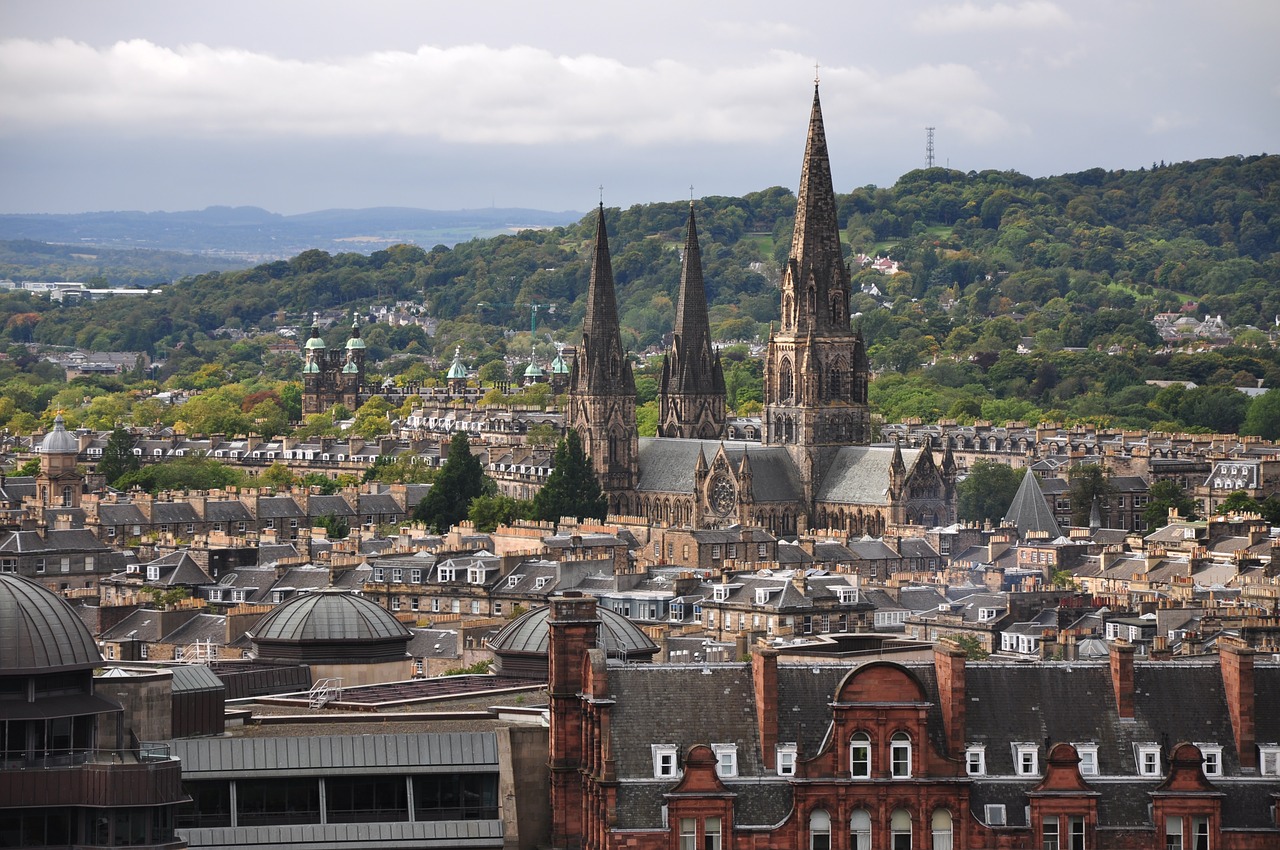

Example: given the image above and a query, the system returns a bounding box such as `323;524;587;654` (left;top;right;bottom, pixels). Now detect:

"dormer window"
978;607;1000;622
469;566;486;584
837;586;858;604
146;566;159;581
776;743;797;776
1135;743;1161;777
1075;743;1099;776
1014;743;1038;776
713;586;730;603
652;745;680;779
1259;745;1280;776
756;588;770;605
1195;744;1222;777
507;574;520;588
712;744;737;778
965;745;985;776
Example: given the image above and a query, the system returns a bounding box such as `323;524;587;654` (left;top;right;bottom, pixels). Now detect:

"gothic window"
807;286;816;316
831;291;844;325
709;474;736;515
780;359;794;401
784;294;794;328
829;365;842;399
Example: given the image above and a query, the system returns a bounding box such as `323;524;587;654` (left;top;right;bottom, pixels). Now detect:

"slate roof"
204;500;254;522
144;550;214;586
636;438;804;503
96;503;149;526
150;501;201;524
0;574;103;673
256;496;306;519
306;495;356;517
162;612;226;647
1005;470;1063;539
816;445;926;505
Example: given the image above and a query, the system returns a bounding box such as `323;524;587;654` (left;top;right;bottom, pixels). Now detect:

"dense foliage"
1;155;1278;440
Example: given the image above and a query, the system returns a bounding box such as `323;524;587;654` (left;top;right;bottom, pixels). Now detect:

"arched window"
891;731;912;778
810;810;831;850
932;809;953;850
850;732;871;778
851;809;872;850
892;809;913;850
780;359;794;401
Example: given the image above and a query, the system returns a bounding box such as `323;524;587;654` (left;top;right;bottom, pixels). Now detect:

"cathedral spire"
658;202;726;439
788;83;846;312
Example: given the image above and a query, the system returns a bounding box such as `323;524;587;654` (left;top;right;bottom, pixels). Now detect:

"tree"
97;427;139;487
1069;464;1112;527
413;432;486;532
298;472;341;494
956;461;1024;525
260;462;296;490
468;493;531;532
1143;480;1198;527
1241;389;1280;441
314;513;350;539
15;457;41;478
1217;490;1263;517
532;430;607;523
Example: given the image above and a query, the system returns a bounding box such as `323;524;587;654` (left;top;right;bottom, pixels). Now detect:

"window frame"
776;743;797;777
652;744;680;780
890;731;913;778
1075;743;1099;776
1014;743;1039;777
712;743;738;778
1136;743;1161;777
1194;743;1222;777
849;731;871;778
965;745;985;776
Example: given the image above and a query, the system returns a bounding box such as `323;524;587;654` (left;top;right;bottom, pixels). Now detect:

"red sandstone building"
547;594;1279;850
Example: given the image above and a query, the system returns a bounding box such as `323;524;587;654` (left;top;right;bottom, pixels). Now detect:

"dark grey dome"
251;590;411;643
490;604;658;657
0;574;102;673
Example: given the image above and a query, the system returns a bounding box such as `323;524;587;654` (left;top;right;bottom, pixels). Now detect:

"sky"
1;0;1277;216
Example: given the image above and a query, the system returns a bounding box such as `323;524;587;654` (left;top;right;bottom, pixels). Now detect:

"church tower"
763;83;870;498
658;203;726;439
567;205;638;514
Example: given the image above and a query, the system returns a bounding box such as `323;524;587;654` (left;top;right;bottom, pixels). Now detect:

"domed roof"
345;314;366;350
39;413;80;455
446;346;468;380
304;313;326;350
523;361;545;378
550;351;571;374
250;589;411;643
489;604;658;657
0;574;102;674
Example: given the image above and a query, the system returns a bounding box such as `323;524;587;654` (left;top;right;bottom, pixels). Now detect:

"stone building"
301;313;366;416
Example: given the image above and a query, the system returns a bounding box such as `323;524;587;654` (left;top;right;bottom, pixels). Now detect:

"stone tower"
37;413;82;508
567;205;638;514
301;313;364;416
658;203;727;439
763;83;870;500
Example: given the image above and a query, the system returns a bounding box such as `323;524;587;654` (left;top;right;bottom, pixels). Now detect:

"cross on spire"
814;62;820;85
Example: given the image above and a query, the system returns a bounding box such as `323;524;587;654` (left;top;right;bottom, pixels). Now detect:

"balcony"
0;746;185;808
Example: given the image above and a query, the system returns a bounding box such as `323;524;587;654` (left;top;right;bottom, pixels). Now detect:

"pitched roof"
1004;470;1063;539
815;445;923;505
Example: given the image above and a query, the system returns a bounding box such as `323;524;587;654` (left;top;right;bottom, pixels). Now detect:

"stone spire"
658;203;726;439
1005;469;1063;540
567;205;638;513
763;82;871;507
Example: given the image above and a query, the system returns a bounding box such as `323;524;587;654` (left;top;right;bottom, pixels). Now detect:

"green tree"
532;430;607;523
314;513;350;539
15;457;41;478
298;472;341;494
1143;480;1198;527
956;461;1024;525
413;432;486;532
1241;389;1280;441
468;493;531;532
1069;464;1112;527
114;456;248;494
1217;490;1263;516
96;427;139;487
259;462;296;490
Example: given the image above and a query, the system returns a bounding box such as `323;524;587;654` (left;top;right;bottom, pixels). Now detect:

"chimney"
934;640;967;759
1219;637;1256;770
547;593;599;850
1110;641;1135;720
753;648;779;770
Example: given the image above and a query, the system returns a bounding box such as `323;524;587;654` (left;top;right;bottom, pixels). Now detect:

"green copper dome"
446;346;468;380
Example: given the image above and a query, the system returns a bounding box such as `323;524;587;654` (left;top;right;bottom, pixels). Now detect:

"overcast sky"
1;0;1277;216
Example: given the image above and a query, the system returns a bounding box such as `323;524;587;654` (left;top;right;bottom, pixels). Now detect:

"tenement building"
547;595;1280;850
567;84;955;535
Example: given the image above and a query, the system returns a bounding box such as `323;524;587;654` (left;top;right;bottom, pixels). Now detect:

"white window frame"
1043;815;1060;850
1194;743;1222;777
1075;743;1099;776
777;743;797;776
890;732;912;778
931;809;953;850
712;743;738;778
1014;743;1039;776
652;744;680;779
850;732;871;778
965;745;985;776
1135;743;1161;777
984;804;1006;826
851;810;871;850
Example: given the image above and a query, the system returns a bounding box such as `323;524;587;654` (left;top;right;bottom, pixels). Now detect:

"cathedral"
567;84;956;537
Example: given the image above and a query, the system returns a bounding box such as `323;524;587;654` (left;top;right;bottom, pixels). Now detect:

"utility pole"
926;127;935;169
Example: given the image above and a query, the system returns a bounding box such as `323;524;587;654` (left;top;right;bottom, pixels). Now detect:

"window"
1069;815;1085;850
373;568;385;582
411;597;419;612
392;569;403;583
1015;743;1039;776
1075;744;1098;776
711;544;722;560
1136;744;1161;777
712;744;737;778
984;805;1006;826
758;542;767;558
1043;815;1060;850
653;745;680;779
139;644;149;660
965;745;986;776
493;601;502;616
35;558;45;574
1166;816;1183;850
437;567;455;582
891;808;912;850
147;565;160;581
851;810;871;850
850;732;871;778
891;732;912;778
60;557;70;573
1195;744;1221;777
410;569;421;584
705;816;722;850
1261;746;1280;776
1192;817;1209;850
727;544;737;559
932;809;953;850
777;743;797;776
713;586;730;602
680;818;697;850
84;556;94;571
810;809;832;850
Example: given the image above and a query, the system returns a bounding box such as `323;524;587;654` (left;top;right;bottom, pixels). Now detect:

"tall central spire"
789;84;845;301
